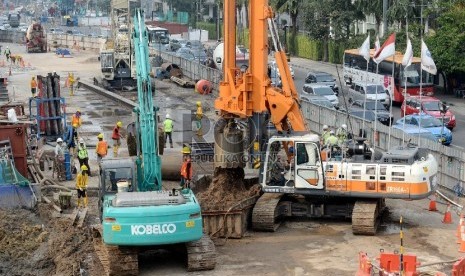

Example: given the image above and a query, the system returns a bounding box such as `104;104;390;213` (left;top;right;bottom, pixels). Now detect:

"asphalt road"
289;58;465;149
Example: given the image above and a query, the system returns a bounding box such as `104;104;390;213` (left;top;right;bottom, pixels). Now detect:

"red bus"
343;49;435;104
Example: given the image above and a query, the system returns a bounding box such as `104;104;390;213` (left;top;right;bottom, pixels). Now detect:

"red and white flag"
402;38;413;67
374;35;380;53
373;33;396;64
359;35;370;61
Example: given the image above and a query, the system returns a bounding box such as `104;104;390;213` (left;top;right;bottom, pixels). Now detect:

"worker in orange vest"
96;133;108;169
112;121;124;157
71;109;82;143
30;76;37;97
180;145;193;189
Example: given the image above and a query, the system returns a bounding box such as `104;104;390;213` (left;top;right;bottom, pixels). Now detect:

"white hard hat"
165;114;170;119
79;138;84;143
57;138;63;143
342;124;347;130
330;130;335;134
323;125;328;130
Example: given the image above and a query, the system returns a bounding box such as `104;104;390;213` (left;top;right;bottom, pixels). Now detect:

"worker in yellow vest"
68;73;75;96
195;101;203;137
163;114;174;148
76;165;89;208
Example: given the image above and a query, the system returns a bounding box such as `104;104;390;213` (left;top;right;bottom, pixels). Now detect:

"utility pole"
382;0;388;37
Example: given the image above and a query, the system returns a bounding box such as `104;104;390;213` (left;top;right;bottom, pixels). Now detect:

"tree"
426;1;465;75
353;0;383;34
270;0;301;54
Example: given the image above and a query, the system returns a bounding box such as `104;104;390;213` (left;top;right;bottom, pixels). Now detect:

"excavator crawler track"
92;227;139;276
252;193;283;232
352;200;382;236
186;234;216;271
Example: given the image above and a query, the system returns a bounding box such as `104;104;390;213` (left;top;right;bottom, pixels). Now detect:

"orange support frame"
378;253;419;276
356;252;372;276
452;258;465;276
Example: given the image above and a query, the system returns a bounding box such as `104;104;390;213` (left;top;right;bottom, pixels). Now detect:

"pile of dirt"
0;204;102;276
196;168;261;211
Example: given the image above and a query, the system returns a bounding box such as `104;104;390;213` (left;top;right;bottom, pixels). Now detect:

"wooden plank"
77;208;88;228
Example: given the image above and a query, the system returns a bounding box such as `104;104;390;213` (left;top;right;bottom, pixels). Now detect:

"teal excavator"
93;9;216;275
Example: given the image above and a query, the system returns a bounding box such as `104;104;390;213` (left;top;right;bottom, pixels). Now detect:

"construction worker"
54;138;66;180
68;72;75;96
63;125;77;155
96;133;108;164
30;76;37;97
270;155;286;186
163;114;174;148
195;101;203;136
77;138;91;177
71;109;82;129
180;145;193;189
112;121;124;157
325;130;339;148
321;125;330;145
336;124;352;144
4;46;10;62
76;165;89;208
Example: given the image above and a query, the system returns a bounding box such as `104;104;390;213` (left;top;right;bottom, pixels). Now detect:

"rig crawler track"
351;199;383;235
252;193;283;231
186;234;217;271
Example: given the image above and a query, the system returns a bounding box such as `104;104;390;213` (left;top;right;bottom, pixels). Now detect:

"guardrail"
46;34;105;52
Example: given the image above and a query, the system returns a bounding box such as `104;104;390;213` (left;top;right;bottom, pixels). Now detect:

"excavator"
93;9;215;275
214;0;438;235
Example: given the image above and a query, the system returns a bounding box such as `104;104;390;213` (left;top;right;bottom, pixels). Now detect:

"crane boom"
133;9;161;191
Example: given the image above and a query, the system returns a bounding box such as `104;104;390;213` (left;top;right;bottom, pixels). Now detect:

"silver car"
347;82;390;106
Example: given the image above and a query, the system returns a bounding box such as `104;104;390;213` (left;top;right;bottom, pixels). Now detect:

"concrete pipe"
161;148;183;181
214;119;245;169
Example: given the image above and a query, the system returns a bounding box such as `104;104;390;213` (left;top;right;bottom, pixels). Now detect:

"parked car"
395;114;452;145
175;47;195;60
349;110;377;122
302;84;339;107
269;61;295;79
187;40;203;50
400;96;456;130
347;82;390;106
301;95;337;110
350;100;393;126
305;71;339;95
392;125;441;143
165;39;182;52
191;48;207;64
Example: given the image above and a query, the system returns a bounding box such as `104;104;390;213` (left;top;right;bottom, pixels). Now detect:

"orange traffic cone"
443;204;453;224
457;214;465;238
459;227;465;252
428;195;438;211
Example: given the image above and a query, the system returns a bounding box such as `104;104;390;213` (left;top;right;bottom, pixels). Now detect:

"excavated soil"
0;204;102;276
196;168;261;211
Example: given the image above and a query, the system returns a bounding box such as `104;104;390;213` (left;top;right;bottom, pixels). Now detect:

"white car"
347;82;390;106
302;84;339;107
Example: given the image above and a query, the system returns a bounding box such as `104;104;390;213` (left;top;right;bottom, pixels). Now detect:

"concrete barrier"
46;34;105;52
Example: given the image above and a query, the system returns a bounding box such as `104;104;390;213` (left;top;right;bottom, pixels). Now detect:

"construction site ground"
0;43;462;275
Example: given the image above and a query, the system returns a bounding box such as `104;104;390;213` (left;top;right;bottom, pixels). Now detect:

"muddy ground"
0;43;463;276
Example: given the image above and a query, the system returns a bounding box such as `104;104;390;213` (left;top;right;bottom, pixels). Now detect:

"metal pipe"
42;195;62;213
436;190;463;209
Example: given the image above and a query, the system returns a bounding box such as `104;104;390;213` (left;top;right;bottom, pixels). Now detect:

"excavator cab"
262;134;325;191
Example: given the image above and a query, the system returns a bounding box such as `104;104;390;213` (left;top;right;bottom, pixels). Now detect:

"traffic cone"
428;195;438;211
457;214;464;238
443;204;452;224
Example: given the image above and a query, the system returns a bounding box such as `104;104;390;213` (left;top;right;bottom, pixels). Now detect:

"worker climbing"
180;145;193;189
321;125;330;145
30;76;37;98
112;121;124;157
163;114;174;148
195;101;203;137
76;165;89;208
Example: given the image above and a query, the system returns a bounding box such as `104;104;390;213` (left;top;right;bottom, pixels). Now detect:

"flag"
373;33;396;64
359;35;370;61
402;38;413;67
421;39;437;75
374;35;380;53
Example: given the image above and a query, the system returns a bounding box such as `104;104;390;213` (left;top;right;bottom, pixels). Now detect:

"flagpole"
419;63;423;147
373;63;379;148
363;59;368;137
402;19;409;145
388;53;395;148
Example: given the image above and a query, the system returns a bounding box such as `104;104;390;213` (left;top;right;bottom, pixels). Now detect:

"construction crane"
93;9;216;275
214;0;439;235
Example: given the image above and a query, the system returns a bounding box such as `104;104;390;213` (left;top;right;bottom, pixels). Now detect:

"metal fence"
301;100;465;192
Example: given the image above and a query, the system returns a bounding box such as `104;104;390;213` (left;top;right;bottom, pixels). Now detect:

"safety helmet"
76;109;81;114
323;125;328;130
196;101;201;107
330;130;335;135
342;124;347;130
81;165;88;171
181;146;191;154
57;137;63;143
97;133;104;139
165;114;170;119
116;121;123;128
79;138;84;143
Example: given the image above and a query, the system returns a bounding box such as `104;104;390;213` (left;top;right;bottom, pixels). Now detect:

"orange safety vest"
112;126;120;140
71;115;81;128
30;79;37;89
180;159;192;180
96;140;108;156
